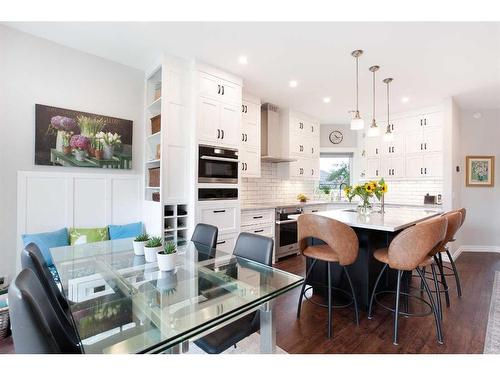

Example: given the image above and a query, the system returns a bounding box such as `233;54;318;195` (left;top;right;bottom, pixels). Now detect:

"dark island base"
306;227;403;311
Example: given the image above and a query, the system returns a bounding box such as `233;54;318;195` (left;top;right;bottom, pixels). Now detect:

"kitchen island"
290;207;442;310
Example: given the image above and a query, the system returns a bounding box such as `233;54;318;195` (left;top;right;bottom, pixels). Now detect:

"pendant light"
350;50;365;130
367;65;380;137
382;78;394;142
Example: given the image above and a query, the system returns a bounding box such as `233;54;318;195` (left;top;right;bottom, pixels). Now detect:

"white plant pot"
157;252;177;272
133;240;147;256
144;246;161;263
74;149;85;161
103;144;114;159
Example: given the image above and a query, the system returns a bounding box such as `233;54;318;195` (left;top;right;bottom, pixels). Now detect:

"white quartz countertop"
289;207;442;232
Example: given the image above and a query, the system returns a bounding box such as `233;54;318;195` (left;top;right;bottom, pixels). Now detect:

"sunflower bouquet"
343;179;388;212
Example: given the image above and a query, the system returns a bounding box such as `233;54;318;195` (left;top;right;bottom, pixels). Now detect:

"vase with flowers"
344;179;388;215
61;131;74;155
78;116;105;157
48;116;79;152
96;131;121;160
70;135;90;161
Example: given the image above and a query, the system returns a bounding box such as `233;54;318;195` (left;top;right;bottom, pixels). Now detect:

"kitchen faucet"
339;182;348;201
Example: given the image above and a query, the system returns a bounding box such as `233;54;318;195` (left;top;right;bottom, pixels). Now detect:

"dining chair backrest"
8;269;81;354
233;232;273;266
388;216;448;271
191;223;218;249
298;214;359;266
21;242;69;312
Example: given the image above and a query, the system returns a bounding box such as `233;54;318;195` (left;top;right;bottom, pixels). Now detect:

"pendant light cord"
387;81;390;127
372;69;376;122
356;56;359;112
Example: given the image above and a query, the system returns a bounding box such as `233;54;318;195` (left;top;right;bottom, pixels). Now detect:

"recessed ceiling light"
401;97;409;103
238;56;248;65
323;97;331;103
473;112;482;119
289;80;298;88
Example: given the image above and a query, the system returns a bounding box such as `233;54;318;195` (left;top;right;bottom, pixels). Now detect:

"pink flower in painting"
51;116;79;133
70;135;90;150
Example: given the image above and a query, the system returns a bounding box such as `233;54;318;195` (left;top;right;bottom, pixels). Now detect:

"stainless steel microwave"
198;145;239;184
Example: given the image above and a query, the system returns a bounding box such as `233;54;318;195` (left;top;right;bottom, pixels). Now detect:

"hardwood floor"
273;252;500;354
1;251;498;354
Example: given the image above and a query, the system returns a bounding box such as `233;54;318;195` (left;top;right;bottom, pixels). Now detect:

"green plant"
344;178;388;207
135;233;150;242
160;241;177;255
319;185;331;195
78;116;105;137
145;236;162;248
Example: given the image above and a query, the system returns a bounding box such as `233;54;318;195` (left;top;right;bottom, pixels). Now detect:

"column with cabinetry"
239;94;261;178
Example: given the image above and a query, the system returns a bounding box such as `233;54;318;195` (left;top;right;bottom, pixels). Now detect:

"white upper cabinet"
366;158;381;179
424;127;443;153
239;148;261;178
219;103;241;148
240;94;261;178
197;97;219;143
365;137;381;158
381;157;405;179
381;135;403;157
198;72;242;105
405;153;443;178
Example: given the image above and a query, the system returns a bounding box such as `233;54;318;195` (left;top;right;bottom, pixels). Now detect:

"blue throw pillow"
108;222;143;240
22;227;69;267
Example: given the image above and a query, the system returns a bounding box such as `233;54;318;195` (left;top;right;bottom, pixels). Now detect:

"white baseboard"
442;245;500;263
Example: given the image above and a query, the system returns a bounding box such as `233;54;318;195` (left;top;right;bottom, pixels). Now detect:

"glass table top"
50;238;303;354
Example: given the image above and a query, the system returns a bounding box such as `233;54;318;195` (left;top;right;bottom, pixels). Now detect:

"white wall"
0;25;145;282
457;109;500;250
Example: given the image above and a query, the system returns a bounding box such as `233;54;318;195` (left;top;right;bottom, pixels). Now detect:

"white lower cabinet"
240;208;275;254
197;202;240;235
215;232;238;254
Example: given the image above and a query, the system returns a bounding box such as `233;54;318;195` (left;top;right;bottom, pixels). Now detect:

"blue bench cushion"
22;227;69;267
108;222;143;240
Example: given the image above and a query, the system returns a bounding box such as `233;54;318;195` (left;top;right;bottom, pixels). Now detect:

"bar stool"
296;214;359;339
421;210;463;311
368;216;448;345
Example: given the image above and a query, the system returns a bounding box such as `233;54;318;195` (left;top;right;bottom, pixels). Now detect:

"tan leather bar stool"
443;208;466;297
421;210;463;312
296;214;359;339
368;216;448;345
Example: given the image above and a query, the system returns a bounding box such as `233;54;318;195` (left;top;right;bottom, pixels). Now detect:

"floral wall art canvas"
35;104;133;169
466;156;495;187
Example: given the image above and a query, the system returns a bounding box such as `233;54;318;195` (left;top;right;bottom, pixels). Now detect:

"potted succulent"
144;236;162;262
70;135;90;161
133;233;150;256
157;241;177;272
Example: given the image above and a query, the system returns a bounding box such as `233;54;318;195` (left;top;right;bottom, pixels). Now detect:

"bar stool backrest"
388;216;447;271
457;208;466;227
298;214;359;266
441;211;462;246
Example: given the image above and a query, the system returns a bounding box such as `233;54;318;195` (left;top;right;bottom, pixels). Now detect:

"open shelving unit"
163;204;189;245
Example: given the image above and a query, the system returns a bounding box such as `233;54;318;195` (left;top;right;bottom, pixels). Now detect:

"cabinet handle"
221;129;224;139
245;134;247;142
424;118;427;126
311;169;314;175
311;147;314;154
245;105;248;113
241;163;244;171
391;124;394;131
392;146;395;153
213;210;226;213
254;229;264;233
242;133;245;141
217;129;221;139
392;169;395;175
216;240;226;245
421;167;423;175
420;119;423;126
245;163;248;170
221;85;225;95
218;84;221;94
420;143;423;150
242;105;245;113
311;125;314;133
424;167;427;174
376;148;378;155
253;216;263;219
389;147;391;153
376;170;378;176
424;143;427;150
299;122;304;129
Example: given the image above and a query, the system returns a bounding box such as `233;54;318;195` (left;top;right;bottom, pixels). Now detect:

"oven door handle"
275;219;297;225
200;156;240;163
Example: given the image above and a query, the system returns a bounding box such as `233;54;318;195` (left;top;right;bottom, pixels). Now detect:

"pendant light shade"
382;77;394;142
350;50;365;130
367;65;380;138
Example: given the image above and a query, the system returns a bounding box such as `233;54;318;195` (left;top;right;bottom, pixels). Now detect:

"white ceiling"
5;22;500;123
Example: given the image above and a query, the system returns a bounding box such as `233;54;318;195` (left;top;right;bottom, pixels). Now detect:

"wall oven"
198;145;239;184
275;206;303;260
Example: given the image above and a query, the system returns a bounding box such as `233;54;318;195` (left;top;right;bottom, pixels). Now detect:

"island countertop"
290;207;442;232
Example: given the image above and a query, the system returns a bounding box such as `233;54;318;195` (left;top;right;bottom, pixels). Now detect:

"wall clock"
329;130;343;144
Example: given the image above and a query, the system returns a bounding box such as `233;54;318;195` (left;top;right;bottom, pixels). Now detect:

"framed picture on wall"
466;155;495;187
35;104;133;169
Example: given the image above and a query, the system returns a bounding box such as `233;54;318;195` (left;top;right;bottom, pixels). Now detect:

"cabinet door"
366;158;381;179
307;120;318;137
241;101;260;149
199;72;220;100
405;114;425;133
391;135;404;156
389;117;406;136
424;153;443;177
306;158;320;180
220;104;241;147
291;117;307;135
243;100;260;123
405;154;424;178
405;130;424;154
424;127;443;152
240;148;261;178
391;157;405;178
198;97;219;143
199;204;239;234
310;136;320;159
422;112;442;129
290;133;308;157
219;78;242;105
366;137;381;158
380;158;392;178
216;232;237;254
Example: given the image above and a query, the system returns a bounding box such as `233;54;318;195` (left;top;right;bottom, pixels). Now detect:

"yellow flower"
381;184;388;193
365;184;374;193
344;187;351;195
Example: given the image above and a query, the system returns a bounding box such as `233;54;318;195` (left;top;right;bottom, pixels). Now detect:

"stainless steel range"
275;205;303;260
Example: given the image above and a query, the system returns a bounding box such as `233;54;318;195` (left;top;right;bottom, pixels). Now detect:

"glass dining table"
50;238;303;354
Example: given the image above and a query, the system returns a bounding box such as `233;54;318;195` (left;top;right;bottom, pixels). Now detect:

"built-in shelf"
145;186;160;190
147;97;162;112
163;204;189;245
145;159;160;164
148;131;161;139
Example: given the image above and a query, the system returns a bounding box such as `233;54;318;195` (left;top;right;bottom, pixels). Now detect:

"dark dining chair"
194;232;274;354
8;268;82;354
21;242;70;314
191;223;219;249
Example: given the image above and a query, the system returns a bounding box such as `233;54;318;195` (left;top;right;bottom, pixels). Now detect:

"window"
319;153;353;193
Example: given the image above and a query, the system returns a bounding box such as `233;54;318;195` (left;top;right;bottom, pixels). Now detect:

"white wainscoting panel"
17;171;142;271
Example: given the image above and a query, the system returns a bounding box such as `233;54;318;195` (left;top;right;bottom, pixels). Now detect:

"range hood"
260;103;297;163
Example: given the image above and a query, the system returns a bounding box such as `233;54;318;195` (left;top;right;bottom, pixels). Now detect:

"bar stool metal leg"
327;263;333;339
368;264;388;319
393;270;403;346
416;268;444;344
446;249;462;297
436;253;451;307
343;266;359;326
431;263;443;321
297;258;317;318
